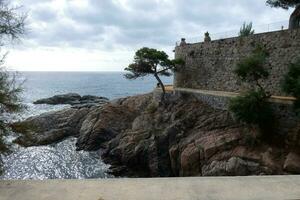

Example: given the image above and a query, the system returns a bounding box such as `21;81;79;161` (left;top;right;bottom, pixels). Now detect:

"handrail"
176;20;289;46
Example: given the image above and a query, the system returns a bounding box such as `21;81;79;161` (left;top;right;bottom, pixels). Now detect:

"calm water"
0;72;172;180
21;71;172;102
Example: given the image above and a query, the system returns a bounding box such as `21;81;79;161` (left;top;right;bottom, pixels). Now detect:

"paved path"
159;86;296;104
1;176;300;200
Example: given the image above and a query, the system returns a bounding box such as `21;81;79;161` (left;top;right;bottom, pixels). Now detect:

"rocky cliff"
14;93;300;177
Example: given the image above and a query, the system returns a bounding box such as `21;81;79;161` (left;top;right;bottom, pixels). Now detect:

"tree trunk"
289;4;300;29
154;73;166;101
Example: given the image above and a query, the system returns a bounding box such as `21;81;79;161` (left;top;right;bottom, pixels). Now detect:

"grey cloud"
18;0;291;50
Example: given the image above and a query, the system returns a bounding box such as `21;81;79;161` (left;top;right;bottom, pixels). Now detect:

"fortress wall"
174;29;300;96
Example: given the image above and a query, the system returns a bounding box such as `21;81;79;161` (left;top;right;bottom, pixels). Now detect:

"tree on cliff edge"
124;47;184;101
267;0;300;29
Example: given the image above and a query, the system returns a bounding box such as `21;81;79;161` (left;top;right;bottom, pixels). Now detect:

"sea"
0;71;172;180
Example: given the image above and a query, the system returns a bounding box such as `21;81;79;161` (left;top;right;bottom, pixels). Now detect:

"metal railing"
176;20;289;46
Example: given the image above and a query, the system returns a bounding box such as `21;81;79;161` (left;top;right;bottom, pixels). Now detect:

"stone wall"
174;29;300;96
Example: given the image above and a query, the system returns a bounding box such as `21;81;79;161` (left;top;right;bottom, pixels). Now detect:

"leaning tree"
124;47;183;101
267;0;300;29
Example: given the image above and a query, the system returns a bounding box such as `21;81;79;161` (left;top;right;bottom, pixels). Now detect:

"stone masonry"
174;29;300;96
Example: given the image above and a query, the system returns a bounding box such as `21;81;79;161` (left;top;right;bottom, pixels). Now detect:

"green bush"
282;59;300;114
229;89;273;127
234;47;269;85
230;44;276;139
239;22;255;37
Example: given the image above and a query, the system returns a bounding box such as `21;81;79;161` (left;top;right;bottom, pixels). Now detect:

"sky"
4;0;293;71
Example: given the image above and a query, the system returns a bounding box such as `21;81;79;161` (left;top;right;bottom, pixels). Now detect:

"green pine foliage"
229;89;273;128
234;50;268;83
0;1;26;154
239;22;255;37
233;45;269;89
266;0;300;9
0;69;24;153
229;44;274;134
124;47;184;100
282;59;300;115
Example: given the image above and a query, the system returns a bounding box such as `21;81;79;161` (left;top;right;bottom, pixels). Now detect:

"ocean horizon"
9;71;171;121
19;71;173;100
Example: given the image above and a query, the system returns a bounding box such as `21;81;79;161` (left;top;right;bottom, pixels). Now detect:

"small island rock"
33;93;109;106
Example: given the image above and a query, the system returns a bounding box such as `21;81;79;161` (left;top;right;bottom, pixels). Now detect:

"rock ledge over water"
15;92;300;177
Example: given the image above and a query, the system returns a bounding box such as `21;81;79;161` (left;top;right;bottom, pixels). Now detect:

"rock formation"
14;92;300;177
33;93;109;108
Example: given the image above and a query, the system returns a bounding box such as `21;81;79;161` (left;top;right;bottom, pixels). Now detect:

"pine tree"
267;0;300;29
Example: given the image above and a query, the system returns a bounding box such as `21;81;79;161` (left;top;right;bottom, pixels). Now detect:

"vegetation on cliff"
124;47;184;100
239;22;255;37
229;45;274;135
282;59;300;115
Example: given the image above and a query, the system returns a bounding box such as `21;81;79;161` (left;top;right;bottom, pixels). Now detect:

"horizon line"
8;70;127;73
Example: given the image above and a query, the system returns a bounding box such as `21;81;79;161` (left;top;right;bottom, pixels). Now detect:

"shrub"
230;45;274;135
229;89;273;128
239;22;255;37
282;59;300;114
234;46;269;88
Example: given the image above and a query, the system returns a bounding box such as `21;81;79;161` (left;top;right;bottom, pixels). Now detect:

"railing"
176;20;289;46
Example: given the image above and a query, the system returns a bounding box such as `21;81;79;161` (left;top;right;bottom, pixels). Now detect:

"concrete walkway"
1;176;300;200
174;87;296;104
158;86;296;105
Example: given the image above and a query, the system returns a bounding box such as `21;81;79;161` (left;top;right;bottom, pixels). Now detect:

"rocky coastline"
12;92;300;177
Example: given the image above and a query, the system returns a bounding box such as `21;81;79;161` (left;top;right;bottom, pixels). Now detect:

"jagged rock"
33;93;81;105
15;92;300;177
194;128;242;159
33;93;109;106
76;94;153;151
13;107;91;146
284;152;300;173
180;143;203;176
202;157;262;176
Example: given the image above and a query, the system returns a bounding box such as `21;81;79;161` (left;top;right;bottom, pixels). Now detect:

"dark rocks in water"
33;93;109;106
16;92;300;177
14;107;92;147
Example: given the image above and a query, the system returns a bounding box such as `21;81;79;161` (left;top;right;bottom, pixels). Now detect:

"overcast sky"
5;0;292;71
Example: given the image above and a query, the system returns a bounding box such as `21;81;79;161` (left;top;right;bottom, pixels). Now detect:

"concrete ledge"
175;87;296;105
1;176;300;200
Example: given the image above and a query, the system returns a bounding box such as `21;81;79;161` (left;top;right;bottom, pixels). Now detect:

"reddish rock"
284;152;300;173
180;143;203;176
194;129;242;159
17;92;297;177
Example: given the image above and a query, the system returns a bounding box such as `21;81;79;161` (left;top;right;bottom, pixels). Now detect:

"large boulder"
13;107;92;146
13;93;110;147
76;93;153;151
